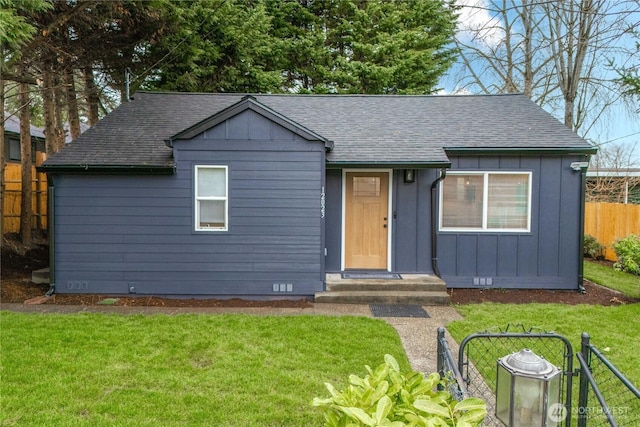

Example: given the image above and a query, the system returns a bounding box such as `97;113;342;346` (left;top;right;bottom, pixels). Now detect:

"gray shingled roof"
41;92;594;170
4;112;45;139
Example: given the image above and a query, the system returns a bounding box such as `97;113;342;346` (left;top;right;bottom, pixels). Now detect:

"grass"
0;312;408;427
446;261;640;424
448;303;640;425
584;259;640;298
448;303;640;385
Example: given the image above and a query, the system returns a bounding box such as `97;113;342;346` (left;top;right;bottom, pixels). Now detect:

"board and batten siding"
52;109;325;297
438;155;584;289
324;168;437;273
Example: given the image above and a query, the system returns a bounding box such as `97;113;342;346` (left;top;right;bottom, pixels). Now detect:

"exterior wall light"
404;169;416;183
570;161;589;171
496;349;562;426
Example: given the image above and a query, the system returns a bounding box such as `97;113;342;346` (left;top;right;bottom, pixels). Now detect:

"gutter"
577;162;589;294
326;161;452;169
36;164;176;175
445;147;598;156
430;168;447;277
45;180;55;297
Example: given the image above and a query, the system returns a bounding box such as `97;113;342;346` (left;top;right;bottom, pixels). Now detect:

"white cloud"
435;87;473;96
455;0;505;49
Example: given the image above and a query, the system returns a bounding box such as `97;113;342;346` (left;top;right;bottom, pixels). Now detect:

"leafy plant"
313;354;486;427
613;234;640;275
583;234;605;259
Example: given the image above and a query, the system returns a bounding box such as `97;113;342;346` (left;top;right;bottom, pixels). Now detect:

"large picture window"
195;165;228;231
440;172;531;232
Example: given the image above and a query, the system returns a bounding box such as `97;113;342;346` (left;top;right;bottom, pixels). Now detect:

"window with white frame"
440;172;531;232
195;165;228;231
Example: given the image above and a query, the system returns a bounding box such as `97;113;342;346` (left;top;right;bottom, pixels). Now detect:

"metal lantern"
404;169;416;183
496;349;562;426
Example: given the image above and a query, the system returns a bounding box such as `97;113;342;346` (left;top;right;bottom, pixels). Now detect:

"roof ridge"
132;91;526;99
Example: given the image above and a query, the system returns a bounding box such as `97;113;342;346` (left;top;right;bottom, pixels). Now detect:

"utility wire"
594;130;640;146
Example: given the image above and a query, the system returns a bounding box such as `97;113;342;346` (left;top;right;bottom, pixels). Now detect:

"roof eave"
37;164;176;175
445;147;598;156
326;160;451;169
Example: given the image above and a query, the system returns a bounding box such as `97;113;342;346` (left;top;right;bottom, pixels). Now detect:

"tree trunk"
83;65;99;126
43;63;57;156
521;0;534;98
565;96;575;129
53;73;66;152
546;0;596;131
19;80;32;247
65;64;81;140
0;58;5;247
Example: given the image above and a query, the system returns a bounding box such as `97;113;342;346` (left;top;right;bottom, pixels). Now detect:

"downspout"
45;178;55;297
577;163;588;294
430;168;447;277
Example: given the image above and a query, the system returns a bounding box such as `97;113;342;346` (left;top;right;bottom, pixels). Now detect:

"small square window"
8;138;21;161
195;166;228;231
6;138;37;162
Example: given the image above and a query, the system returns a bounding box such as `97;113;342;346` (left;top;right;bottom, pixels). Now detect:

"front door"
345;172;389;269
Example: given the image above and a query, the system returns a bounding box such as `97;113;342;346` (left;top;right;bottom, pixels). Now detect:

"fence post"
437;327;445;379
578;333;591;427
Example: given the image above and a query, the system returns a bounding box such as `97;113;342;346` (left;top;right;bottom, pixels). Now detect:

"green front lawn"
448;303;640;387
584;260;640;298
1;312;408;427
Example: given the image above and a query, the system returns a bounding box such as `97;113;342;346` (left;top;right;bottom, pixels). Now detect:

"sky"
439;0;640;165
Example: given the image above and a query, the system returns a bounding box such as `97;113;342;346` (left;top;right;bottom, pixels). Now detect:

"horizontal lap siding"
53;110;325;297
439;156;583;290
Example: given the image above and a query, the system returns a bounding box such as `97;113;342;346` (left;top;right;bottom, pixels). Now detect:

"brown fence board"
585;202;640;261
2;161;48;234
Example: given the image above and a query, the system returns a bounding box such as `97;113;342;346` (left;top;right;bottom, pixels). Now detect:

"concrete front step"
326;282;446;292
314;290;451;305
319;273;450;304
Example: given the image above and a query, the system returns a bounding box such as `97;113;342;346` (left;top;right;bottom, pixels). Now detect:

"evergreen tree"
146;0;282;93
149;0;458;94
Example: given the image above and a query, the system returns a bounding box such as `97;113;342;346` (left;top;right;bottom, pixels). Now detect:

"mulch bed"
2;243;637;307
447;280;637;306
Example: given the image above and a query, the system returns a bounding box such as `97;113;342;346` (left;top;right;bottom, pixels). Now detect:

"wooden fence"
585;202;640;261
2;160;48;234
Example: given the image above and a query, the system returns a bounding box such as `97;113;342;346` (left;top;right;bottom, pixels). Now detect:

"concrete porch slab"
317;273;450;305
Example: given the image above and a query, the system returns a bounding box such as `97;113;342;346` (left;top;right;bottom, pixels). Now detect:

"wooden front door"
345;172;389;269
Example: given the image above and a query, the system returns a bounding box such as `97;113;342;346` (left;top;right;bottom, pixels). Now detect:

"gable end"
166;96;333;151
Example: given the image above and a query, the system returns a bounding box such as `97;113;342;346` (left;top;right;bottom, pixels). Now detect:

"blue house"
39;92;595;298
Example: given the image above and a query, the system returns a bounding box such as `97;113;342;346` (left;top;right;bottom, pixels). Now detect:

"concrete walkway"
0;302;462;374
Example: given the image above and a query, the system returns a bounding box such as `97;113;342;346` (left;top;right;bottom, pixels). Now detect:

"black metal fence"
436;326;640;427
576;333;640;427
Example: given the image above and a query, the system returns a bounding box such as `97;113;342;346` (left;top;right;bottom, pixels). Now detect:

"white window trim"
194;165;228;232
439;171;532;233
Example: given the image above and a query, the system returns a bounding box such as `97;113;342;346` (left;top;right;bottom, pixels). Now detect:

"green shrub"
583;234;604;259
312;354;486;427
613;234;640;275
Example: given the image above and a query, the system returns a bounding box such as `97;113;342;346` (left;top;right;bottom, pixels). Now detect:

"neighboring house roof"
40;92;595;173
3;112;45;139
587;168;640;178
